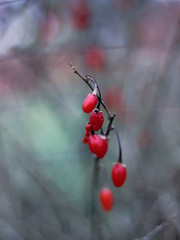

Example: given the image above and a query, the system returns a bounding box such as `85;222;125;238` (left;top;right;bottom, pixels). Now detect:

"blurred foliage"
0;0;180;239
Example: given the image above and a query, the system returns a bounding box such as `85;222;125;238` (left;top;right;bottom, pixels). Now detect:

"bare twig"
90;157;102;240
105;113;116;136
134;216;176;240
109;126;123;163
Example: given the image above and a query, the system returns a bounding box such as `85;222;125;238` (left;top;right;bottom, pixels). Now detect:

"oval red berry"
88;134;108;158
82;94;98;113
72;1;90;30
99;188;113;211
111;163;127;187
88;134;103;155
90;110;104;131
85;47;105;71
97;135;108;159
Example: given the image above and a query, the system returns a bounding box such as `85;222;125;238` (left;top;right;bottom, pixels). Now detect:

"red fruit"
99;188;113;211
97;152;106;159
82;131;91;144
90;109;104;131
88;134;108;158
85;121;92;132
82;93;98;113
71;1;90;30
97;136;108;159
111;163;127;187
85;47;105;71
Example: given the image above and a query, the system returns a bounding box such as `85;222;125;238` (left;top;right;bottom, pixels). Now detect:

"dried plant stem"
90;157;103;240
110;126;123;163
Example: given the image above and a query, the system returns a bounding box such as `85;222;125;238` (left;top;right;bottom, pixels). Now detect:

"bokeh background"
0;0;180;239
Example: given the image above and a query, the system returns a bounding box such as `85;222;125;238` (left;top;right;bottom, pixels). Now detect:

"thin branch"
105;113;116;136
69;62;94;91
110;126;122;163
135;216;176;240
90;157;101;240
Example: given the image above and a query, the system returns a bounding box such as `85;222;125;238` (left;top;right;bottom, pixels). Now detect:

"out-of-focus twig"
0;0;25;6
90;157;102;240
134;216;176;240
0;45;128;65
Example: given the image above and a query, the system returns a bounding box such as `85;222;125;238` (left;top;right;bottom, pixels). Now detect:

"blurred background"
0;0;180;239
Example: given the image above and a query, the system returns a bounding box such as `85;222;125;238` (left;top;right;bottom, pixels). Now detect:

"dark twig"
69;62;94;91
105;113;116;136
90;157;102;240
110;126;122;163
86;75;102;102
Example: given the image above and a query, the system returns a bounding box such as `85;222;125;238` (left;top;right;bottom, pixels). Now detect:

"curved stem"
86;75;101;111
86;75;102;101
100;99;112;117
105;113;116;136
110;126;122;163
86;75;113;117
69;63;112;116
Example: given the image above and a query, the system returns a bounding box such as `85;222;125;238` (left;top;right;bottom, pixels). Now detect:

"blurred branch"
90;157;102;240
0;44;128;65
0;0;25;6
0;218;24;240
134;216;176;240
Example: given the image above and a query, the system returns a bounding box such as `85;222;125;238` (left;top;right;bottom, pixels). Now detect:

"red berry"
111;163;127;187
97;151;106;159
85;47;105;71
85;121;92;132
82;131;91;144
88;134;108;158
90;109;104;131
97;136;108;159
71;1;90;30
82;93;98;113
99;188;113;211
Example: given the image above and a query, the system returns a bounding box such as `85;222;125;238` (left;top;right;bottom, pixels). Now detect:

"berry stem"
86;75;102;103
110;126;122;163
90;157;102;239
105;113;116;136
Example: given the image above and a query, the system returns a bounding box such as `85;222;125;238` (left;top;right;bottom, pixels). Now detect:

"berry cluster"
82;94;108;159
70;64;127;212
